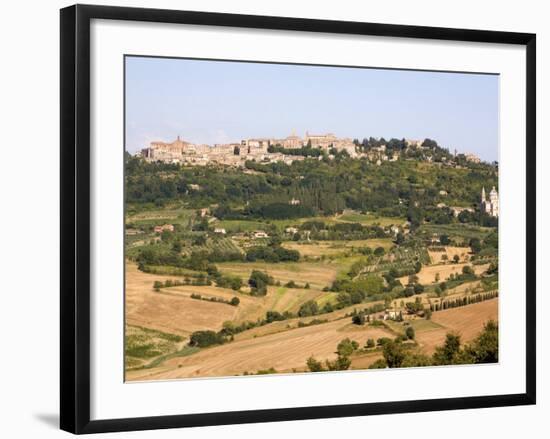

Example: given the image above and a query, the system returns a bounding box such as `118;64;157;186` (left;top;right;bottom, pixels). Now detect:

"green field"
383;318;443;335
419;223;493;241
126;207;197;227
215;219;270;232
125;325;185;369
337;212;403;226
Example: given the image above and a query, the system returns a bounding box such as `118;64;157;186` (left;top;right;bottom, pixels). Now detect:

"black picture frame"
60;4;536;434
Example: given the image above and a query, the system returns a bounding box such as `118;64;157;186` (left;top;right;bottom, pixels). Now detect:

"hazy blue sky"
125;56;499;162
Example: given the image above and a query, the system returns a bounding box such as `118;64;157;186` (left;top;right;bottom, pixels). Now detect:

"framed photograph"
60;4;536;434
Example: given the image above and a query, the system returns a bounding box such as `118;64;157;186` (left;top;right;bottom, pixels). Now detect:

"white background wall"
0;0;546;437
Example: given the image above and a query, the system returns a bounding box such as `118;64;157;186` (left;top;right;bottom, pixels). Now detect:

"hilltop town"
138;132;486;168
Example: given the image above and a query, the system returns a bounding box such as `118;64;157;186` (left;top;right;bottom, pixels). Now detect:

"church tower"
489;186;499;217
480;186;498;217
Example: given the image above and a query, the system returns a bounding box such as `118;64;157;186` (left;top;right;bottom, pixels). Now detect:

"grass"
409;319;444;331
383;318;443;335
419;223;493;241
126;207;196;227
270;287;288;310
128;325;183;343
125;324;201;371
219;258;344;290
282;238;394;259
215;219;269;233
125;325;184;362
129;346;200;371
315;292;338;307
140;265;206;277
337;212;403;226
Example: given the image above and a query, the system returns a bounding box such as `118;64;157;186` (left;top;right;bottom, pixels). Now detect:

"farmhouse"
450;206;475;217
464;153;481;163
253;231;269;238
384;310;403;320
154;224;174;233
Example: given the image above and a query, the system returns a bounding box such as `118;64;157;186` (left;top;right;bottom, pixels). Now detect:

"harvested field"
415;298;498;354
218;261;340;290
162;285;265;322
126;261;341;333
350;351;385;370
125;262;238;335
282;242;350;257
428;246;471;264
400;262;490;284
343;238;394;250
126;319;394;381
266;286;331;314
445;280;482;295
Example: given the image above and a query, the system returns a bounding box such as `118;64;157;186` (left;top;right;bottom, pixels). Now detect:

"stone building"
304;132;337;149
480;186;499;217
141;136;199;162
464;153;481;163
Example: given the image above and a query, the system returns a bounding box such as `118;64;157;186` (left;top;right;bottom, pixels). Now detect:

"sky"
125;56;499;162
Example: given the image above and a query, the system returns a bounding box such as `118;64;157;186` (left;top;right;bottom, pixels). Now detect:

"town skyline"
125;56;499;161
136;130;493;161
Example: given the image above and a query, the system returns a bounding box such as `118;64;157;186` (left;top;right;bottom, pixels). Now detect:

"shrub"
425;308;432;320
306;356;325;372
382;340;406;368
462;265;475;275
246;245;300;263
377;337;392;347
336;338;358;357
188;330;225;347
298;300;319;317
265;310;286;323
215;274;243;291
249;270;272;296
369;359;388;369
